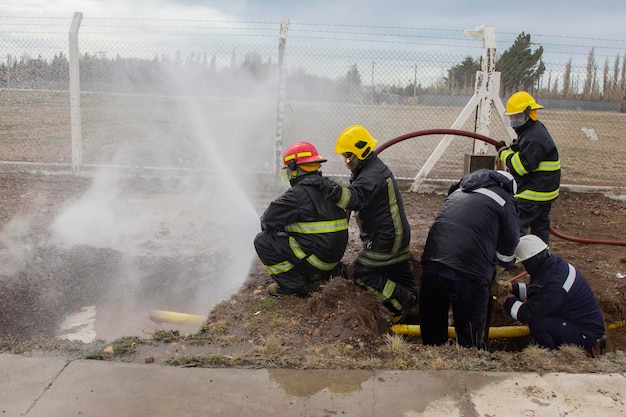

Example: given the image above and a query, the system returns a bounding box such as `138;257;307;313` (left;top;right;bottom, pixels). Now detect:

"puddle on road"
268;369;374;396
57;304;203;343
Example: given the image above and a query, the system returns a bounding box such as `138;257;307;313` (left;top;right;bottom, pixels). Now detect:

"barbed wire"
2;16;624;62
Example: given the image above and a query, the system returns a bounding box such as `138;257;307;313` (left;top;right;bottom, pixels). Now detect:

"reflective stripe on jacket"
499;120;561;203
326;152;410;264
259;171;349;270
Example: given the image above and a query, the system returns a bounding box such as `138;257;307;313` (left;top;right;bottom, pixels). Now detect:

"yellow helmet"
335;125;378;160
505;91;543;115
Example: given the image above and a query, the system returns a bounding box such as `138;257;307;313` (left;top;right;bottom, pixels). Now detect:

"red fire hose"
376;129;626;247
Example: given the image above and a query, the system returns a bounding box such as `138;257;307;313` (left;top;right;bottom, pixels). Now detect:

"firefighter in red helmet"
254;142;349;297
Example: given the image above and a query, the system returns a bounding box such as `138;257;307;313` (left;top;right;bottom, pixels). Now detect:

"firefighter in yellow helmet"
498;91;561;244
324;125;419;323
254;142;349;297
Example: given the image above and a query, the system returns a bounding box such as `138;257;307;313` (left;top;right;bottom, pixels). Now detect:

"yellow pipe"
391;324;530;338
149;310;206;327
392;321;626;338
607;320;626;330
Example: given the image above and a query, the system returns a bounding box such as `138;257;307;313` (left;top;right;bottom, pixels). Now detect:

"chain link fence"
1;16;625;189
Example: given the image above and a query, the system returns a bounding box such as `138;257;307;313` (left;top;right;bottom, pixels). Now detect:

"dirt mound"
309;278;391;344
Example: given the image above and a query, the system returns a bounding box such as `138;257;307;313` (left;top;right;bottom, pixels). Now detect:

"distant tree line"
2;32;625;110
443;32;626;105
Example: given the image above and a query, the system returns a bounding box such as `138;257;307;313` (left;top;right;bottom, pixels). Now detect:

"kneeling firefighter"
501;234;606;356
254;141;349;297
324;125;419;323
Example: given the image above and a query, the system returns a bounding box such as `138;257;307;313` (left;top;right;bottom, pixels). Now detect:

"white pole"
69;12;83;172
273;17;289;183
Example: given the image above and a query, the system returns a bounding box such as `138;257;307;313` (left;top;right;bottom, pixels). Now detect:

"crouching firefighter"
324;125;419;323
501;234;607;357
254;141;349;297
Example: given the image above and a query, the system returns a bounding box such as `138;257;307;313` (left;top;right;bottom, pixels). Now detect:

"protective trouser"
419;263;489;348
254;231;332;296
517;200;552;244
529;316;601;350
352;260;418;315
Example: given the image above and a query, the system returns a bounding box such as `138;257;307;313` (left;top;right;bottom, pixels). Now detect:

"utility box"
464;154;497;174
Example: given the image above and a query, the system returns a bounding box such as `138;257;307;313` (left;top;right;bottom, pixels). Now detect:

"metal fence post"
69;11;83;172
273;17;289;183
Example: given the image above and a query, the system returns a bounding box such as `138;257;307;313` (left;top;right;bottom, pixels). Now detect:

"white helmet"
514;234;548;263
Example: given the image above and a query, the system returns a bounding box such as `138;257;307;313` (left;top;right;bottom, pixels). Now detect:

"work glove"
496;140;507;153
322;177;343;201
494;264;506;275
498;293;515;306
494;281;512;304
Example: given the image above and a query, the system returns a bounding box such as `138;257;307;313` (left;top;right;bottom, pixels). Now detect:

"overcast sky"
2;0;626;65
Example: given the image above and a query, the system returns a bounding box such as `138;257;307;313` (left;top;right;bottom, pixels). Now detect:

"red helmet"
283;142;327;169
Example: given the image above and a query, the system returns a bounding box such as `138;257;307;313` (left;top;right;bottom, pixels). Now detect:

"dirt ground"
0;171;625;371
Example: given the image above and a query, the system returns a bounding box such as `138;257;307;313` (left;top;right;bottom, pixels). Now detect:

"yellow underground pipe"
391;324;530;338
392;320;626;338
607;320;626;330
149;310;206;327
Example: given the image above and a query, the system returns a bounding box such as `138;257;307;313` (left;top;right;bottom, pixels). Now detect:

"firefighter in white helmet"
500;234;606;356
498;91;560;244
323;125;419;323
254;141;349;297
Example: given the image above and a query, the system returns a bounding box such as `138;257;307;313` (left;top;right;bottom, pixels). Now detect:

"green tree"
446;56;480;93
496;32;544;96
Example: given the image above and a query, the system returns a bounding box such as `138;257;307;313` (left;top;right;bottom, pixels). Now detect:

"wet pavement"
2;353;626;416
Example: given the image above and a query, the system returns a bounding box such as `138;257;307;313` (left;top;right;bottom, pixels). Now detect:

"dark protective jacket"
421;169;520;284
325;152;410;265
260;171;348;265
504;255;605;340
499;119;561;203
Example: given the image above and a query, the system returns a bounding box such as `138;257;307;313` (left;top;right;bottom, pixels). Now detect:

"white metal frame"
409;25;515;192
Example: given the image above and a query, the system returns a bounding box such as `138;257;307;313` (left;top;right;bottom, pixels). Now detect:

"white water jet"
48;64;274;341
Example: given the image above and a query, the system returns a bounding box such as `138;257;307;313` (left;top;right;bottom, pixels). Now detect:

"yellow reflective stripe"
360;246;410;260
357;246;410;267
355;278;403;312
501;147;560;175
336;187;351;210
264;261;294;275
288;236;307;259
499;148;514;164
515;188;560;202
382;279;396;298
289;237;339;271
386;178;403;253
511;153;528;175
534;160;561;172
284;218;348;234
382;280;403;311
284;151;312;163
306;255;338;271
